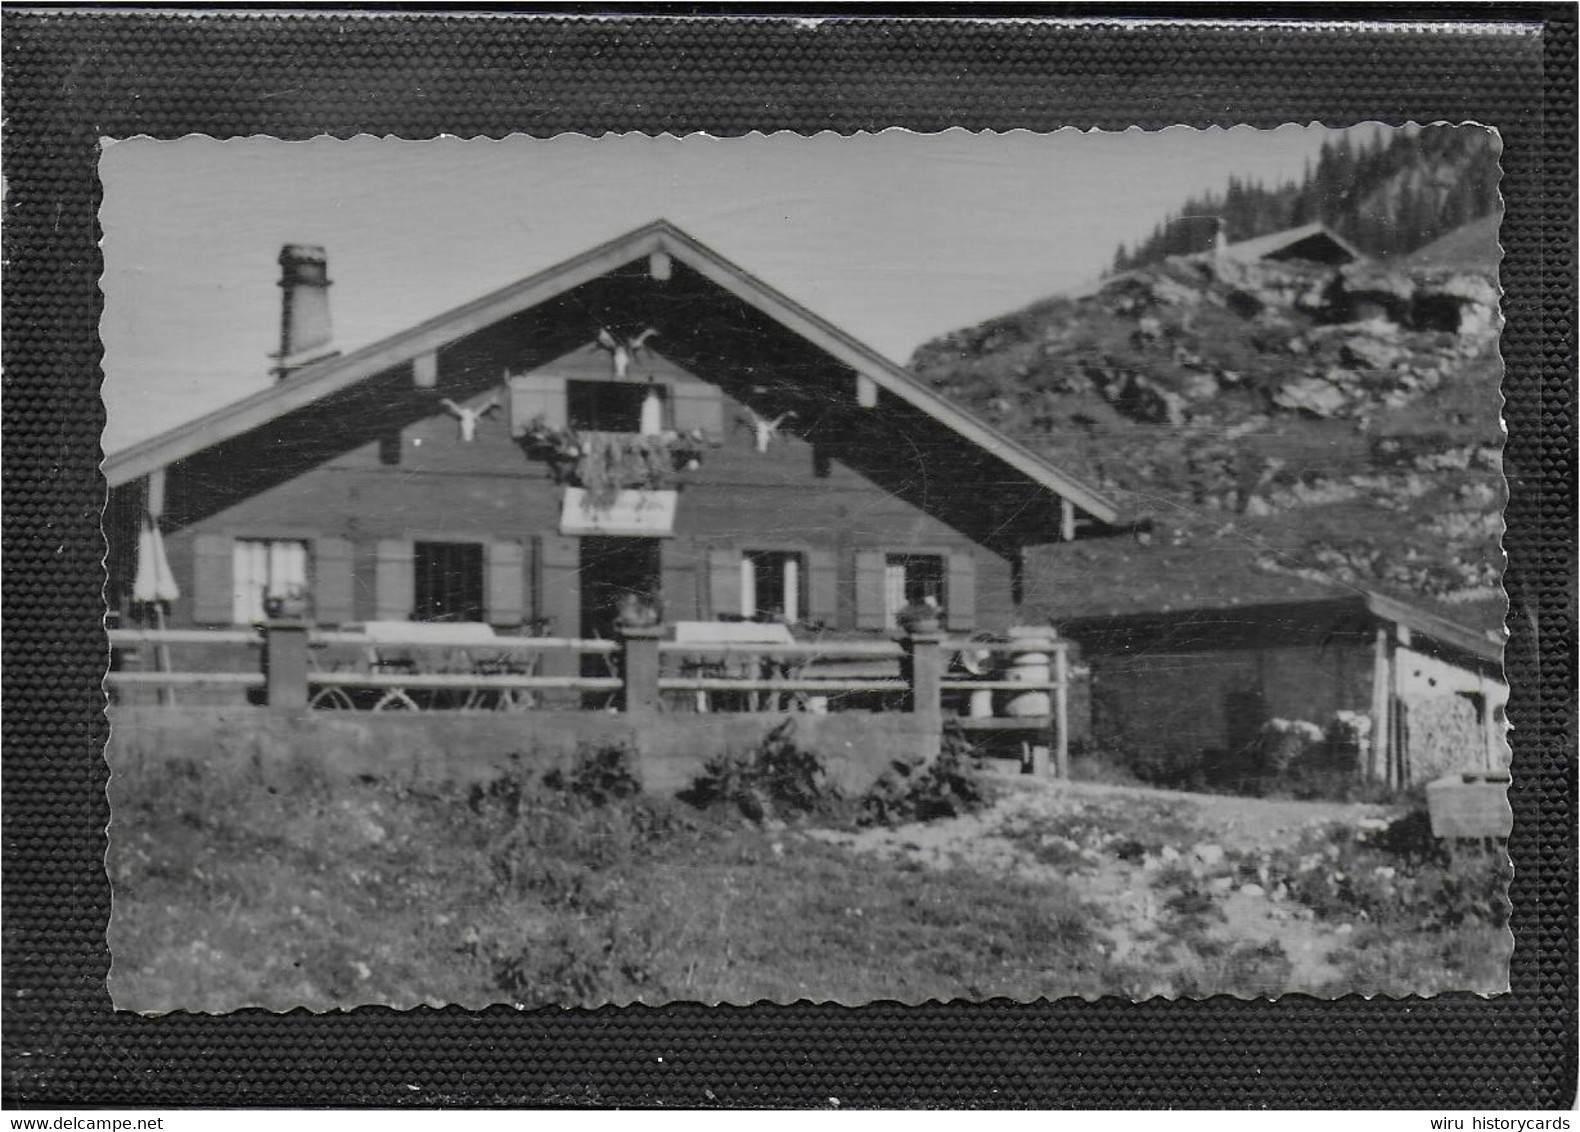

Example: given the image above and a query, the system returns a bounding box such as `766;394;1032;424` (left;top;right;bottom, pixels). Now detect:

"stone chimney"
271;244;338;379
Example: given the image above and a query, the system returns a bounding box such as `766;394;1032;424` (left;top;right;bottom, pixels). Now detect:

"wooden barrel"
1003;627;1054;717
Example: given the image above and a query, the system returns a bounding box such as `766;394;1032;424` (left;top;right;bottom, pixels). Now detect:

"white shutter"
884;562;908;629
782;555;800;623
739;556;756;619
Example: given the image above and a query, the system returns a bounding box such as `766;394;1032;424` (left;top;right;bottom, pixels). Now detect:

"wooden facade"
105;222;1120;646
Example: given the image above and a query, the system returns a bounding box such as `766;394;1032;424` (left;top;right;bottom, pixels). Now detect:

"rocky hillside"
910;221;1505;636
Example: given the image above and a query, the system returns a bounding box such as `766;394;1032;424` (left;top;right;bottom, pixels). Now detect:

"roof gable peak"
104;220;1119;525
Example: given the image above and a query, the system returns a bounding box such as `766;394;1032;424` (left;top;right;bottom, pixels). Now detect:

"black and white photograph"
99;124;1511;1013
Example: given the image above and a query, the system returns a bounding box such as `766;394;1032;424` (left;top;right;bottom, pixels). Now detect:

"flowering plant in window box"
519;416;714;510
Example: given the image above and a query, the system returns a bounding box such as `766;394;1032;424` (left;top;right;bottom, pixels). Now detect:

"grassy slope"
108;754;1509;1012
909;234;1505;635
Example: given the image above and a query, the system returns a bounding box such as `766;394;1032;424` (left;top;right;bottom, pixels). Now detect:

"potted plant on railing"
263;585;312;622
896;595;944;635
518;416;714;510
615;591;663;631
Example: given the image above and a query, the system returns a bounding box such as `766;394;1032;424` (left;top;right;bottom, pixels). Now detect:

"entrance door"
579;536;663;644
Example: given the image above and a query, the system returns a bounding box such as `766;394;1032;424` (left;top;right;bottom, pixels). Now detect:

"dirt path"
807;777;1400;997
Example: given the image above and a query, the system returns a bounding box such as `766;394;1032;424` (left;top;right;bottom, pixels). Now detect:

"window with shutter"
509;373;568;434
313;537;356;625
231;538;310;624
567;380;663;433
413;541;485;622
884;553;946;629
741;550;804;623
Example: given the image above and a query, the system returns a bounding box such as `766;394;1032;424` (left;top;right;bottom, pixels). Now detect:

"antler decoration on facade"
439;394;503;442
738;407;797;453
595;327;660;380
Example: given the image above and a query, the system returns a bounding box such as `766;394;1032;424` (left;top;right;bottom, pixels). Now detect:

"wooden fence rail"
106;621;1072;774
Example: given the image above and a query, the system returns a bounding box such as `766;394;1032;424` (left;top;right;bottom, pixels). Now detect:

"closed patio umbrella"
132;513;180;701
133;512;180;606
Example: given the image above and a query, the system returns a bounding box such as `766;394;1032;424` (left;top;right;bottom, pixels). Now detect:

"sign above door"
559;488;678;537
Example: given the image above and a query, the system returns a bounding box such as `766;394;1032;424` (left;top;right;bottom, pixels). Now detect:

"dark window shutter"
707;547;741;619
806;548;839;626
671;381;724;439
534;534;580;638
190;533;234;625
661;538;703;623
487;540;527;627
374;539;415;622
509;374;568;434
946;551;977;631
854;549;887;630
313;537;356;625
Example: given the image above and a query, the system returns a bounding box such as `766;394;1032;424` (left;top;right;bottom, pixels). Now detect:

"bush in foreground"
858;726;994;828
680;719;838;824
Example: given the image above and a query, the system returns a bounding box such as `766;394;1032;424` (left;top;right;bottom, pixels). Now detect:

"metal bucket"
958;640;997;718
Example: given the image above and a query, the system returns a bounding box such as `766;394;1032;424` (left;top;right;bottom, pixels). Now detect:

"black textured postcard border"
2;8;1574;1109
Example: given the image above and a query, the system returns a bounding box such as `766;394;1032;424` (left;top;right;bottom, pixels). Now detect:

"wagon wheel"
373;689;421;712
497;687;538;712
309;686;356;711
461;686;525;711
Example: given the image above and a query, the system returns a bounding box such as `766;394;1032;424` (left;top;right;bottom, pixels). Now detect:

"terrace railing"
105;621;1071;774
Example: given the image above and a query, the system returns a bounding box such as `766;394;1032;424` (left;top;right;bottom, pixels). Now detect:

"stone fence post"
901;629;945;757
619;625;664;720
263;620;310;709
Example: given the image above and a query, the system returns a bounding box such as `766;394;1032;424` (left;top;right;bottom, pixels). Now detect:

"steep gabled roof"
1219;221;1364;266
103;220;1120;524
1397;213;1502;273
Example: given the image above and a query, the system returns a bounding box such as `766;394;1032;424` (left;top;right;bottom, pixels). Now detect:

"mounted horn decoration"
439;392;503;442
594;327;660;380
739;406;796;453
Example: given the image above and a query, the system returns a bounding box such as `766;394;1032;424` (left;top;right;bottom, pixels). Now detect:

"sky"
99;124;1388;454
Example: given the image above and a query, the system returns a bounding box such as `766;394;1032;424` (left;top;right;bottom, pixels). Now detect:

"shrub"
543;742;643;807
1257;810;1511;933
681;719;835;823
1120;739;1212;793
858;726;993;827
1116;713;1407;803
